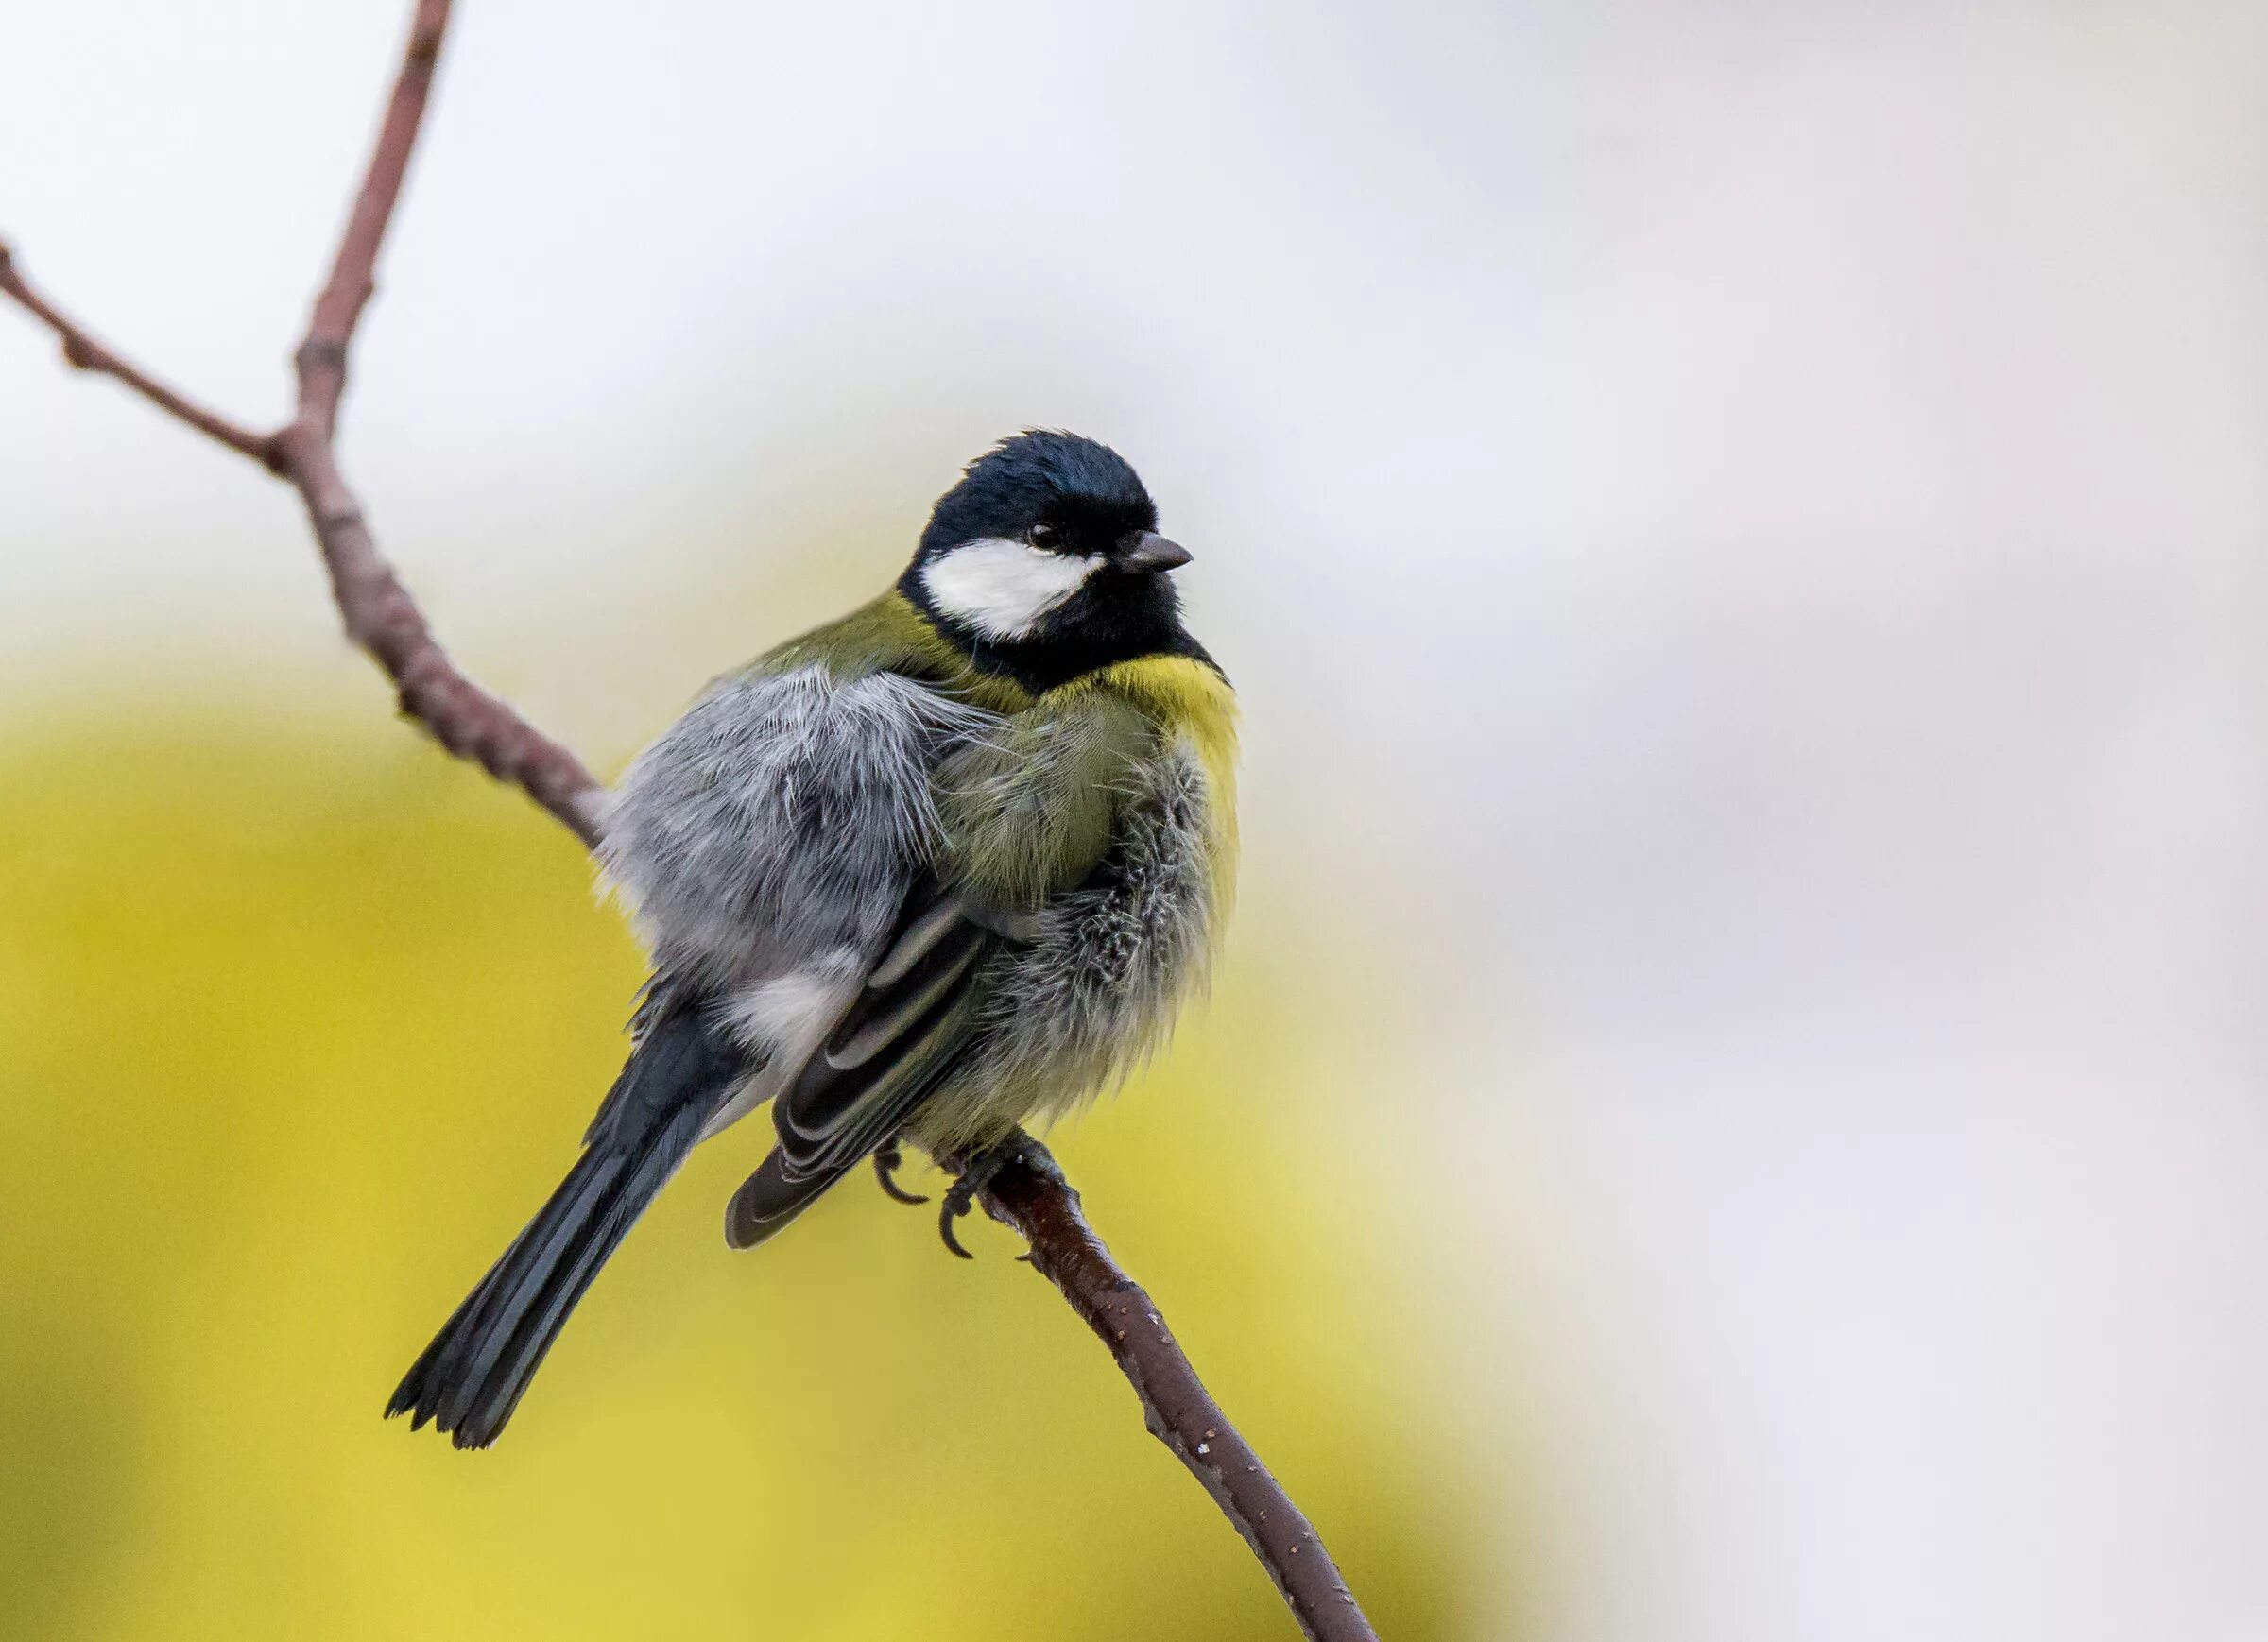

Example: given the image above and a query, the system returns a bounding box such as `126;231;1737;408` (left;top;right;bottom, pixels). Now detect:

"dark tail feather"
387;1000;737;1448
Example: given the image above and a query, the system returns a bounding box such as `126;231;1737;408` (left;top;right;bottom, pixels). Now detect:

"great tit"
388;430;1237;1448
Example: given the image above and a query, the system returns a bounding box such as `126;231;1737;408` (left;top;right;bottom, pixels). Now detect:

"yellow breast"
1083;655;1240;915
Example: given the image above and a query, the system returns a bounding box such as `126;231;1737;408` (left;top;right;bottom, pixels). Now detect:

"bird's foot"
936;1133;1037;1259
872;1140;929;1206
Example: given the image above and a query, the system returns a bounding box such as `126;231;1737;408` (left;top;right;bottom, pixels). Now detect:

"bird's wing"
785;878;1010;1166
723;875;1005;1247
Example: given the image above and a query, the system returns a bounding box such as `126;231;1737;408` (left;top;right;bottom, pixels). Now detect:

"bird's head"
902;431;1198;688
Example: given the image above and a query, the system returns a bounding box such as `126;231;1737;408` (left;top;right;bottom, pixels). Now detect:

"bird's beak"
1113;532;1193;573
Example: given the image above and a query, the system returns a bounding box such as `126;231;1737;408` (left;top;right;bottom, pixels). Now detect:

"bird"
387;430;1237;1448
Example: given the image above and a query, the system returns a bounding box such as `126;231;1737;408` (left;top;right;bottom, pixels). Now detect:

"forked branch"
0;5;1378;1638
2;1;603;846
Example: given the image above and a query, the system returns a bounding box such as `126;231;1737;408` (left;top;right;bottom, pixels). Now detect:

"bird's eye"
1028;522;1060;550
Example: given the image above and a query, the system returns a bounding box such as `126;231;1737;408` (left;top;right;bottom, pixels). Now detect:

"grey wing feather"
724;879;1004;1248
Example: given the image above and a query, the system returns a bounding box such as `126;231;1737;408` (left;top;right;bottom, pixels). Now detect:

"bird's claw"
872;1141;929;1206
936;1138;1026;1259
938;1172;980;1258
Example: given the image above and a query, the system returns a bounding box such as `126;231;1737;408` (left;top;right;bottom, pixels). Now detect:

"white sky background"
7;3;2268;1639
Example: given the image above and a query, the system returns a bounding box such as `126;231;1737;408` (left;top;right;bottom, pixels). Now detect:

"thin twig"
290;0;446;447
0;245;273;462
0;4;1377;1637
981;1139;1379;1642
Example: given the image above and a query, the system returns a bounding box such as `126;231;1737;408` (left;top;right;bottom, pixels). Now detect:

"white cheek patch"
921;537;1103;639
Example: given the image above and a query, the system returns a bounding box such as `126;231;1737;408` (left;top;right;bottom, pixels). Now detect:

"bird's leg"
936;1132;1040;1259
871;1138;929;1206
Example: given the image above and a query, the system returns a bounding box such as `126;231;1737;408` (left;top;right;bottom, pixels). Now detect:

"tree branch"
982;1141;1377;1641
0;5;1379;1638
0;245;273;462
292;0;444;447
